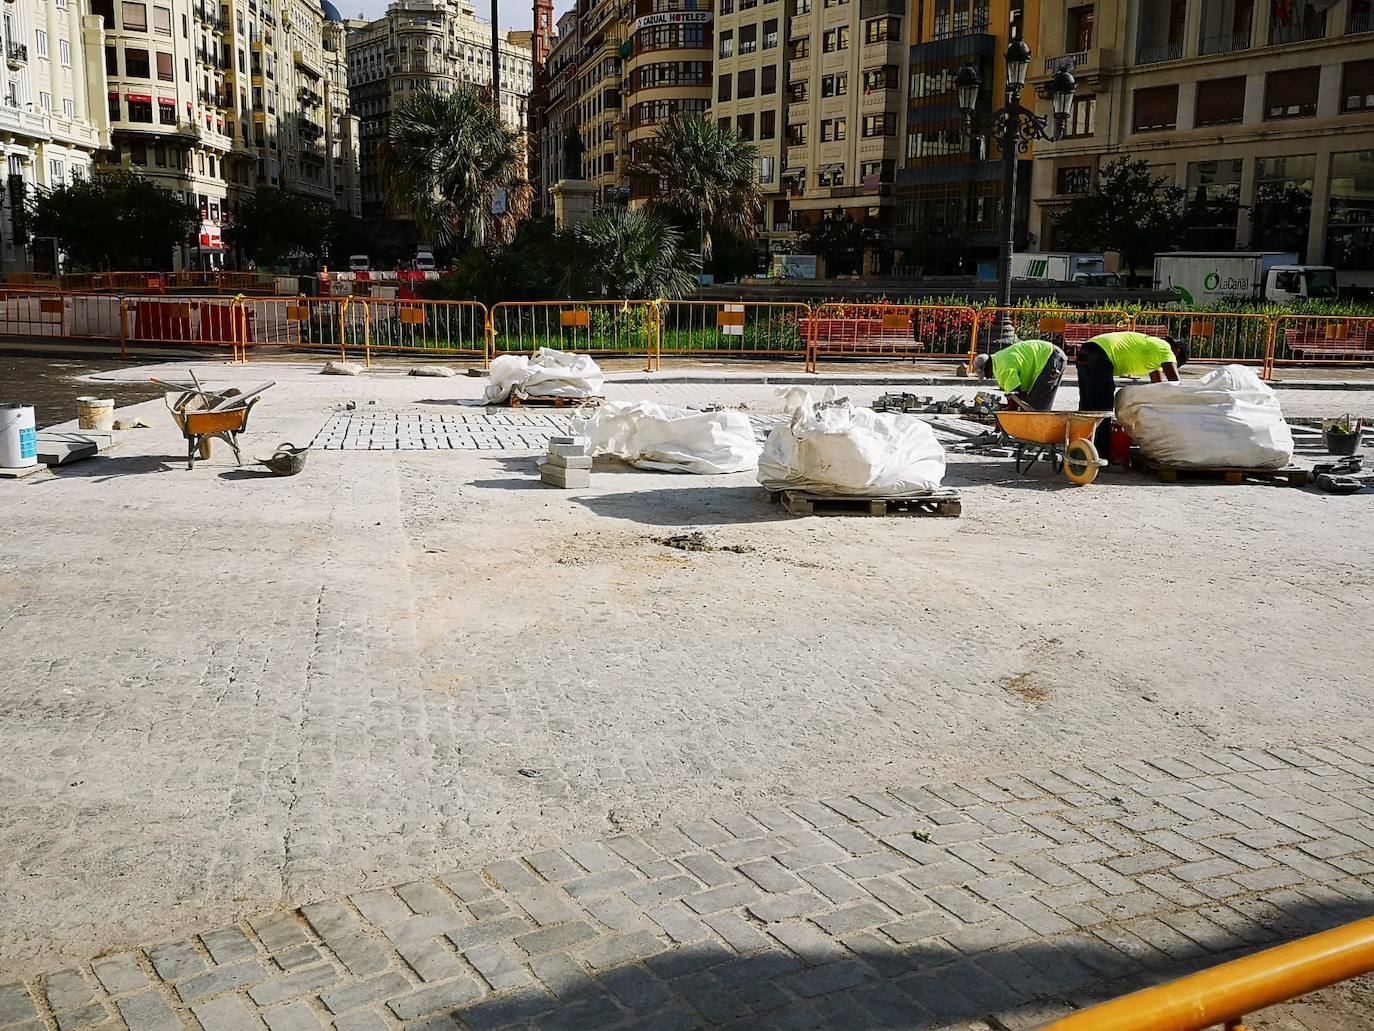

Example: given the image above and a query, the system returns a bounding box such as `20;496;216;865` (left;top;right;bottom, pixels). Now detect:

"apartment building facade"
1029;0;1374;281
711;0;782;244
346;0;534;219
0;0;110;273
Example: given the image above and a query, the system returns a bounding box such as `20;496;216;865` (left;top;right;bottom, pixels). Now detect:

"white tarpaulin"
571;401;761;474
484;347;605;403
758;398;947;495
1115;364;1294;469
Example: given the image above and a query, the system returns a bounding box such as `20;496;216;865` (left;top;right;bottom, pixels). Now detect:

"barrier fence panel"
490;301;657;370
1270;315;1374;376
236;296;355;362
655;301;810;366
1131;310;1272;370
979;307;1134;360
123;294;250;356
350;298;489;365
0;291;71;338
805;303;980;373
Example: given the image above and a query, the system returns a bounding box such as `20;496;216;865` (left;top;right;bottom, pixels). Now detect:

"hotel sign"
634;10;711;31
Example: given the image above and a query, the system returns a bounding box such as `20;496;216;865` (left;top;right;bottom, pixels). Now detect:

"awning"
126;92;153;102
158;96;176;106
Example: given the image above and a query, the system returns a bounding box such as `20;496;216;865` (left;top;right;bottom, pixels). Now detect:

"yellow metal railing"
1042;916;1374;1031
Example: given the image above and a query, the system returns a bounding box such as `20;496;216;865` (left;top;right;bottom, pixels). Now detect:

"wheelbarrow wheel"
1064;438;1100;486
199;437;213;460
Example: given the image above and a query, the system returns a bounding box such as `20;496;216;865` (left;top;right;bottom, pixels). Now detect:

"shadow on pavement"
447;897;1374;1031
46;455;180;480
576;485;793;526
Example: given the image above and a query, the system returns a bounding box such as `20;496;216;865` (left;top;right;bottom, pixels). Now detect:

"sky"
343;0;576;32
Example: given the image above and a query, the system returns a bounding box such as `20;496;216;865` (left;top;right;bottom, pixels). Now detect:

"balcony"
6;42;26;69
861;39;904;66
858;136;899;158
1135;40;1182;64
1043;50;1087;72
1352;10;1372;33
1269;15;1326;44
1199;30;1250;55
787;101;809;121
861;88;895;111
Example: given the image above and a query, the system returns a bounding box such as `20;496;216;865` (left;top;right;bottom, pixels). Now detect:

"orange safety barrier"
978;306;1135;361
1270;315;1374;377
1131;310;1272;371
0;290;126;343
350;298;489;366
234;296;353;362
806;302;981;373
122;294;252;357
490;300;658;371
1045;916;1374;1031
656;301;810;368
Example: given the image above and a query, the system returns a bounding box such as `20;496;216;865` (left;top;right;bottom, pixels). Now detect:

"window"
35;30;48;58
1195;77;1245;126
762;65;777;94
153;5;171;34
49;159;64;184
59;40;71;66
1341;60;1374;112
121;2;146;29
822;27;849;51
738;69;755;98
821;73;847;97
1066;95;1095;136
788;122;807;145
862;112;895;136
63;98;74;118
758;155;775;183
91;0;114;27
38;92;51;112
862;65;897;92
154;143;166;166
1067;4;1094;51
719;30;733;57
823;0;847;7
864;17;899;43
789;38;809;59
820;117;836;141
718;74;731;102
158;100;175;123
127;97;153;122
125;48;150;77
108;93;120;121
761;109;776;138
1057;165;1092;194
793;0;810;11
741;25;757;53
156;51;173;80
105;45;117;73
720;0;732;11
737;112;754;139
1132;84;1178;132
1264;67;1319;120
763;19;778;48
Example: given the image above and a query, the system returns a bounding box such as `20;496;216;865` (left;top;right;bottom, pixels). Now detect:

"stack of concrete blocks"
542;435;592;488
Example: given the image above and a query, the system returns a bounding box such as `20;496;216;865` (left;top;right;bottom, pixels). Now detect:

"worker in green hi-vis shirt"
972;339;1067;411
1077;330;1190;453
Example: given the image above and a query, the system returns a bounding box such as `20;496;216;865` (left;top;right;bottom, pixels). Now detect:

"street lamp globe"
954;64;981;117
1004;39;1031;90
1051;68;1077;121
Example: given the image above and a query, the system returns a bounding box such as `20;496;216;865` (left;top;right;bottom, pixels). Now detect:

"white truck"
1153;252;1338;304
1010;252;1107;284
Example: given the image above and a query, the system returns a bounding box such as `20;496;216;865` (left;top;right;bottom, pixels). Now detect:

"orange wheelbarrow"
994;410;1111;486
158;377;275;469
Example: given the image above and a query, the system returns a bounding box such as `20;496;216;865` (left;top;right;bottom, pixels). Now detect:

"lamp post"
955;40;1076;350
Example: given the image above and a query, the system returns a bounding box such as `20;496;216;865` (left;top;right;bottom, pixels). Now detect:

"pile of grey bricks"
541;435;591;488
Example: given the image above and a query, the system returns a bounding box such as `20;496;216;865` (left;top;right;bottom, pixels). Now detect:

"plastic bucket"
0;403;37;468
76;396;115;431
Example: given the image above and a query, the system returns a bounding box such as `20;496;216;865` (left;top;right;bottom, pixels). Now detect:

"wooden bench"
801;315;924;371
1054;323;1167;356
1282;324;1374;358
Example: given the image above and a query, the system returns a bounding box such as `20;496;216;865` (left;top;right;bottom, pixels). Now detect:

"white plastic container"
0;403;37;468
76;396;115;431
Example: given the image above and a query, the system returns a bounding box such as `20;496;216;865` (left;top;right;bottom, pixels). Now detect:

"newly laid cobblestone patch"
5;744;1372;1031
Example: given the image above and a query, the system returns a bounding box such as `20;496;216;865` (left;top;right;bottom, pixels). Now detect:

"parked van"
413;250;436;271
348;254;371;272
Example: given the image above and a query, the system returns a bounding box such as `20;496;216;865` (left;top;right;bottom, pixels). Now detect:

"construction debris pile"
484;348;604;405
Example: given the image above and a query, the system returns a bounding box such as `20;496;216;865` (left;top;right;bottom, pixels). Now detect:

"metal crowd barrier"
655;301;810;367
1270;314;1374;378
350;298;489;365
490;300;658;371
1132;310;1273;370
806;302;981;373
979;306;1134;361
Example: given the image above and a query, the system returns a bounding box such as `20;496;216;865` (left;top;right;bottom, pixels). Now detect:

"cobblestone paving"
5;743;1371;1031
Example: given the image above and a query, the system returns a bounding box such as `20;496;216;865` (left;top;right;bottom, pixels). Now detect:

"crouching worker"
1076;331;1190;453
973;339;1068;411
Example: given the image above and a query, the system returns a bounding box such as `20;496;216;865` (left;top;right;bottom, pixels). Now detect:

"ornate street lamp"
956;41;1077;348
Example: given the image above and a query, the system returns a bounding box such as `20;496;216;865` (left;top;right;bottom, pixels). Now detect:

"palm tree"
564;206;699;300
380;84;526;249
628;114;761;264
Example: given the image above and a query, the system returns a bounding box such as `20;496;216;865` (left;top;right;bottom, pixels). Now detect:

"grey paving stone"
682;882;758;915
675;853;735;887
45;970;97;1012
394;882;453;916
200;929;259;966
246;966;339;1007
879;910;954;945
810;903;891;937
331;1010;388;1031
623;876;699;909
191;996;261;1031
385;975;482;1020
564;869;643;899
91;954;151;995
485;860;543;894
448;916;533;951
300;905;359;944
534;993;625;1031
527;953;595;999
177;961;269;1005
702;911;772;954
319;973;412;1016
598;965;672;1014
115;990;181;1031
323;933;390;978
514;921;600;957
512;889;579;928
248;915;310;955
273;946;323;973
436;870;492;903
643;941;733;982
0;984;39;1027
463;943;531;991
452;986;555;1031
748;893;826;924
646;902;709;944
348;892;412;929
767;922;848;965
54;1003;107;1031
261;1001;322;1031
525;850;583;883
582;931;665;970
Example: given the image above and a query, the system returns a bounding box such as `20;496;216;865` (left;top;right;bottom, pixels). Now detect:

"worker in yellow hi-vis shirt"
1077;331;1190;452
973;339;1067;411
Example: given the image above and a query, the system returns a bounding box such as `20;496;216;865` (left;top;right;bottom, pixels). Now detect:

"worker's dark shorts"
1024;346;1068;411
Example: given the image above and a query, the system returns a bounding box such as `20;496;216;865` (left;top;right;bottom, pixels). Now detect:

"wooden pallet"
767;488;962;517
1133;454;1311;487
507;394;605;409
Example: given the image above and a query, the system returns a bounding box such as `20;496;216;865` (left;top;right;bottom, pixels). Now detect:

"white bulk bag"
572;401;761;474
1115;364;1294;469
757;401;946;495
484;347;605;403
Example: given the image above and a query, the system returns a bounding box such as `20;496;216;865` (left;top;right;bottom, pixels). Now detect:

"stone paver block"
395;882;453;916
191;995;261;1031
646;903;708;944
177;961;268;1005
582;931;665;970
385;975;482;1020
201;929;258;966
682;883;758;916
91;954;150;995
261;1001;322;1031
0;984;38;1027
300;904;358;943
54;1003;107;1031
115;990;180;1031
463;943;531;991
247;915;310;955
320;972;412;1016
333;1010;389;1031
437;870;492;904
348;891;412;929
44;970;97;1013
701;912;770;954
623;876;698;909
246;965;338;1007
514;921;600;957
810;903;891;937
323;933;390;978
767;922;848;965
273;945;323;973
880;911;954;945
747;893;825;924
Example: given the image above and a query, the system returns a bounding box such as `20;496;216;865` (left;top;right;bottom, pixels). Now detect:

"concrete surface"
0;359;1372;1029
